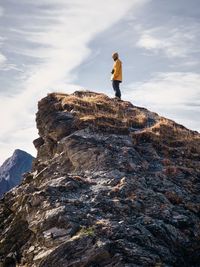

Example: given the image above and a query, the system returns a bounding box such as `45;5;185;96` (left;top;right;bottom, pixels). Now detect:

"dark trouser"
112;80;121;99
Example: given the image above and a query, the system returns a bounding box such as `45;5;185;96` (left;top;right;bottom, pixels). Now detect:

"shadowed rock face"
0;91;200;267
0;149;34;198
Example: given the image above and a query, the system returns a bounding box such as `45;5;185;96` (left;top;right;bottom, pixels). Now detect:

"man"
111;52;122;99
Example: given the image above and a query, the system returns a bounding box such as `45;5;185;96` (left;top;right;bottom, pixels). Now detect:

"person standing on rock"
111;52;122;99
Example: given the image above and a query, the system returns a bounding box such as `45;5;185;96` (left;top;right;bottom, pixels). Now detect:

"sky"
0;0;200;164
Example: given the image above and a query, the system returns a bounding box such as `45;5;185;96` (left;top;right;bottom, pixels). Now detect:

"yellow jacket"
111;59;122;81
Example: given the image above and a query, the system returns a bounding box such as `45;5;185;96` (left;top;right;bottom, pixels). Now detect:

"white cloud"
125;72;200;106
124;72;200;131
0;126;37;165
126;72;200;106
0;53;6;66
136;25;200;58
0;35;6;67
0;0;149;164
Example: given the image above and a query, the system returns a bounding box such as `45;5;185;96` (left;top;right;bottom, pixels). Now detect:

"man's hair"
112;52;119;59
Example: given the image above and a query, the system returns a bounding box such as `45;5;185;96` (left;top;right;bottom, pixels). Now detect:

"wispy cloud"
124;72;200;131
0;53;6;66
126;72;200;105
0;35;6;67
136;24;200;58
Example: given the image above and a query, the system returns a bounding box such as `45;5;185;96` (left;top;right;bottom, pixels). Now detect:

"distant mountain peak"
13;149;25;154
0;149;34;197
13;149;32;157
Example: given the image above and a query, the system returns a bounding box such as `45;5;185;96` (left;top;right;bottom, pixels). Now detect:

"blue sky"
0;0;200;163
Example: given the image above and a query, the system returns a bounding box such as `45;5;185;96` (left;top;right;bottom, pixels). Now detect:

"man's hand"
111;69;114;74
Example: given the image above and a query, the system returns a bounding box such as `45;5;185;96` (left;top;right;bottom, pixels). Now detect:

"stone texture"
0;91;200;267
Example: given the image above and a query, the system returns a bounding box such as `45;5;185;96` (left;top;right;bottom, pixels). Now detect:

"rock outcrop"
0;149;34;198
0;91;200;267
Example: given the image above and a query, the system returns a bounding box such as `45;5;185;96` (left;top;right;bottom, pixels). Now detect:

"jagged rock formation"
0;91;200;267
0;149;34;198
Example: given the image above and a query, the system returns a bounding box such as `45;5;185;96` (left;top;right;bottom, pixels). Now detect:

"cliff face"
0;149;34;198
0;91;200;267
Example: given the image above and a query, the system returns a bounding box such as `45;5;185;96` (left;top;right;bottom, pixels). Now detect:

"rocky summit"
0;91;200;267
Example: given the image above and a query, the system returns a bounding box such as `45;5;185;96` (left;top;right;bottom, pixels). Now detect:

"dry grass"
50;91;149;133
49;91;200;154
132;117;200;145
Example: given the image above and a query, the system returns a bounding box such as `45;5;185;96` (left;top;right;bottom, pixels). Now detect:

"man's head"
112;52;119;60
